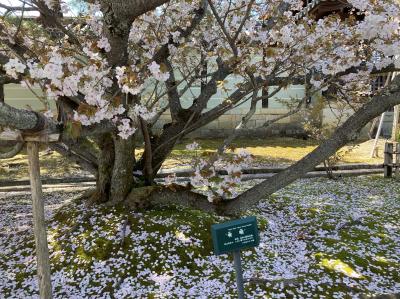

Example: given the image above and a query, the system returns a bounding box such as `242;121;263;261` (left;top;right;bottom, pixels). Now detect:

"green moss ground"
0;176;399;298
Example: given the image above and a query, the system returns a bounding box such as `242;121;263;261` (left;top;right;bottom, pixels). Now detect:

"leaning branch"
221;75;400;215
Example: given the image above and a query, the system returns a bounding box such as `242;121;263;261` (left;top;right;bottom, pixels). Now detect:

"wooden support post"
396;143;400;176
384;142;393;178
392;105;400;141
27;142;53;299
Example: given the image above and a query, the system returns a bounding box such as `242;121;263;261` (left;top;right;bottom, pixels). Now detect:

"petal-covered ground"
0;176;399;298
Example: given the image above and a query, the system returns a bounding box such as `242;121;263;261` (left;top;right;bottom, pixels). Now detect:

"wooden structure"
307;0;352;20
298;0;354;20
383;142;400;178
370;74;396;158
0;129;59;299
300;2;400;149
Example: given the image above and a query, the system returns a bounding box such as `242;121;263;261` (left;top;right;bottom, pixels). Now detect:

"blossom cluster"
1;0;400;139
181;142;253;202
4;58;26;79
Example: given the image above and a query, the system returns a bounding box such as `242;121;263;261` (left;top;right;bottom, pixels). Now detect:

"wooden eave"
297;0;354;20
308;0;351;19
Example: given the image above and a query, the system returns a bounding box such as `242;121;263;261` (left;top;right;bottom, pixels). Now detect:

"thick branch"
164;60;182;120
0;101;115;138
0;102;47;131
99;0;170;20
189;59;232;114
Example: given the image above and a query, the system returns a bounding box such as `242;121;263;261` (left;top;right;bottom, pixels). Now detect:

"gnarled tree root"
80;184;235;216
123;184;222;214
81;183;232;215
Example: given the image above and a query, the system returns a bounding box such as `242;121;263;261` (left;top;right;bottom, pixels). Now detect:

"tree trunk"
91;1;134;204
91;132;137;204
110;135;135;203
93;133;115;203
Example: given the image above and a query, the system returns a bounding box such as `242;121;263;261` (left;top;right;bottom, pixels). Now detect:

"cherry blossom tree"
1;0;400;215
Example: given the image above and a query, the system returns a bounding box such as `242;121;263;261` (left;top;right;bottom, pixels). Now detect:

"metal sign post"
211;216;260;298
233;250;245;299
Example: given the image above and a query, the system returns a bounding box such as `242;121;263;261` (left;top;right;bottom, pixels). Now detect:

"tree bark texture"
93;133;115;203
99;0;170;20
100;0;169;67
110;135;136;203
0;102;46;131
91;132;136;204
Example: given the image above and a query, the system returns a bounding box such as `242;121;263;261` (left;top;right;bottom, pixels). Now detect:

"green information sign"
211;216;259;255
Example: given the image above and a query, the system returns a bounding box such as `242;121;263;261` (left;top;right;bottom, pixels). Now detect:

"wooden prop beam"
1;129;56;298
27;142;53;299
